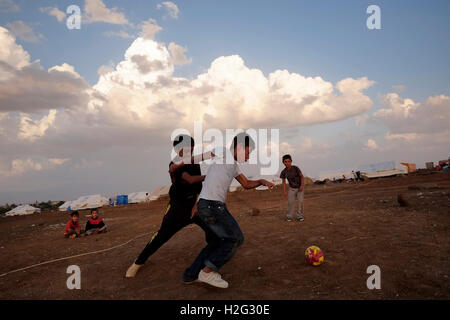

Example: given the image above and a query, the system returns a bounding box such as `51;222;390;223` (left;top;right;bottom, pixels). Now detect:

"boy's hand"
299;186;303;192
191;203;198;218
262;180;275;191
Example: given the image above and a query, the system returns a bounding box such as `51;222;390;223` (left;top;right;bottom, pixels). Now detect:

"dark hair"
90;208;98;214
70;211;79;217
173;134;195;150
282;154;292;162
230;132;255;151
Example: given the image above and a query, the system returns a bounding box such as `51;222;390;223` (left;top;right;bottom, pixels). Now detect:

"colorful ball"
305;246;324;266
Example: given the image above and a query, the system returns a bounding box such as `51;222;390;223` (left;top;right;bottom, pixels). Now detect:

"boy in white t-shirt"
185;133;275;289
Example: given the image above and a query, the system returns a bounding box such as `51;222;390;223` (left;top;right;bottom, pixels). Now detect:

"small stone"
397;194;409;207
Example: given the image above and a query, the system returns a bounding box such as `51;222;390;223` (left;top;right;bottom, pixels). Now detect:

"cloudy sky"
0;0;449;204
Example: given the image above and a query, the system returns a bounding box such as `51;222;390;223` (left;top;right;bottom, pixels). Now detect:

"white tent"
362;167;408;178
59;200;73;212
128;191;150;204
69;194;109;211
5;205;40;217
149;186;170;201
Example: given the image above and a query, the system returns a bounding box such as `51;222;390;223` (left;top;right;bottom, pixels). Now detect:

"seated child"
64;211;81;238
85;208;107;235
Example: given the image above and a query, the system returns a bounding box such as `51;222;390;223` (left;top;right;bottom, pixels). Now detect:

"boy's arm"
299;172;304;191
235;174;275;190
169;151;216;174
191;195;199;218
282;179;287;198
181;172;206;184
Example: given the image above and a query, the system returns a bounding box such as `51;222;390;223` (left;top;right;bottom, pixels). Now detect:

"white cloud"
18;110;57;142
0;0;19;13
83;0;129;25
103;30;134;39
140;18;162;40
97;64;115;76
365;138;379;150
0;26;30;71
0;157;69;176
157;1;180;19
0;28;375;186
375;93;450;135
168;42;192;65
6;20;44;43
40;7;66;22
0;29;90;113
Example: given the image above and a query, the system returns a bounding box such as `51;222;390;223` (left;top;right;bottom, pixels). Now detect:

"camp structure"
359;161;408;179
149;186;170;201
67;194;109;211
127;191;151;204
5;205;40;217
58;200;73;212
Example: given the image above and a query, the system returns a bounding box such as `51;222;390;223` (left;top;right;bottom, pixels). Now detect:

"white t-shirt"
199;147;242;203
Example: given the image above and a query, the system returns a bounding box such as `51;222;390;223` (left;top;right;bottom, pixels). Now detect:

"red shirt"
65;220;81;233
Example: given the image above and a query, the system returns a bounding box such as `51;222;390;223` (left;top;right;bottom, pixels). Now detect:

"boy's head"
70;211;79;222
282;154;292;168
230;132;255;163
173;134;195;158
90;208;99;219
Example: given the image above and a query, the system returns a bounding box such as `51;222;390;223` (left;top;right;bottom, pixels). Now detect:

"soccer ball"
305;246;324;266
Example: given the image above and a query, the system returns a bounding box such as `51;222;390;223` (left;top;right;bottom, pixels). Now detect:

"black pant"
135;197;215;274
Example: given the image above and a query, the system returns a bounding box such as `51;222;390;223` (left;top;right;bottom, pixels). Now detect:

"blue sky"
0;0;449;204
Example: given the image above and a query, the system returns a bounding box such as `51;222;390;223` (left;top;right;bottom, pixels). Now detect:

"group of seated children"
64;208;107;239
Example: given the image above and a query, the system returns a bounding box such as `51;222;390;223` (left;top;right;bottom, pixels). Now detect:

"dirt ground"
0;172;449;300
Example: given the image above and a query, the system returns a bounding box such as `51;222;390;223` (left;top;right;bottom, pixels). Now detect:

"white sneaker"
125;263;142;278
198;270;229;288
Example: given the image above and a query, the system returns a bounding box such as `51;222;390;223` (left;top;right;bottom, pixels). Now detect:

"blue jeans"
184;199;244;278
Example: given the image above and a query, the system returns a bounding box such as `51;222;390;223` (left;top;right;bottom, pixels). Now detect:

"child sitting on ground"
64;211;81;238
85;208;107;236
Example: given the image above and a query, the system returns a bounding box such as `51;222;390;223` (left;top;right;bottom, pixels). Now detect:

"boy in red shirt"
85;208;107;235
64;211;81;238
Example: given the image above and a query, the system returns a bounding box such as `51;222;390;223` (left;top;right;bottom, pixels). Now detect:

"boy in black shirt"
280;154;305;221
85;208;107;235
126;135;215;283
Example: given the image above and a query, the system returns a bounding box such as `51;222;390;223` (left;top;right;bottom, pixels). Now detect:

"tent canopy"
128;191;150;204
149;186;170;201
67;194;109;211
5;205;40;217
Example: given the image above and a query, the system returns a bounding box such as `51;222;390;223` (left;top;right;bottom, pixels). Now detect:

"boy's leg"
286;187;297;220
134;202;186;265
182;216;220;282
65;228;75;237
296;189;304;220
196;202;244;272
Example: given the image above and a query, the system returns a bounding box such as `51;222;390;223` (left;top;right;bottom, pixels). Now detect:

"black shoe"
182;277;198;284
296;217;305;221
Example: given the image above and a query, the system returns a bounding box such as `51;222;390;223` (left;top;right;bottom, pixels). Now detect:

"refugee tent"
361;167;408;178
149;186;170;201
318;170;354;181
5;205;40;217
69;194;109;211
59;201;73;212
128;192;150;204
